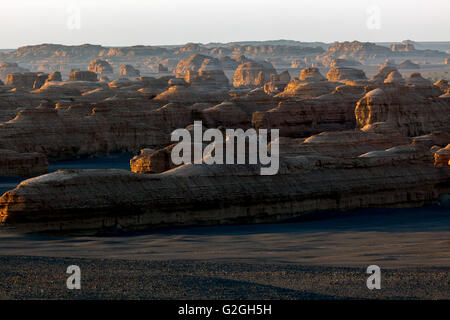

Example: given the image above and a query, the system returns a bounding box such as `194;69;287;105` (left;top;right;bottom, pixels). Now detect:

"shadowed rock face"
1;153;448;234
120;64;140;77
0;62;28;82
398;59;420;69
0;149;48;176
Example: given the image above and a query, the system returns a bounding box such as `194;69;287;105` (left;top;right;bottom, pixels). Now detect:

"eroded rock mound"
120;64;140;77
355;87;450;136
326;67;366;82
88;59;113;74
173;54;219;74
299;67;325;81
398;59;420;69
69;70;98;82
233;61;276;88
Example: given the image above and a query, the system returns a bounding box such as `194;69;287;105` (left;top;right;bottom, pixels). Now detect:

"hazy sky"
1;0;449;48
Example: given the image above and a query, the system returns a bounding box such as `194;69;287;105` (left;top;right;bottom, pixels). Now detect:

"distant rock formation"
5;72;48;89
299;67;325;81
326;67;366;82
233;61;276;88
158;63;168;73
384;71;404;84
370;66;399;83
173;54;219;74
47;71;62;82
69;70;98;81
88;59;113;74
263;70;291;95
391;43;415;52
398;59;420;69
120;64;140;77
0;62;28;81
0;149;47;176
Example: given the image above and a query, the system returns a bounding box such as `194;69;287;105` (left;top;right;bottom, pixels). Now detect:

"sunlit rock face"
130;146;176;174
5;72;48;89
232;61;276;88
370;66;399;83
88;59;114;75
0;149;47;176
355;87;450;136
173;54;219;74
434;144;450;167
263;70;291;95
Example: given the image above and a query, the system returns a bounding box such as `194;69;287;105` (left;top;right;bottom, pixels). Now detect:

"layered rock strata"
0;149;48;176
1;155;448;234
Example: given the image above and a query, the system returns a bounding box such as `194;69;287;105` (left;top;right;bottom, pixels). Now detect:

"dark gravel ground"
0;255;448;300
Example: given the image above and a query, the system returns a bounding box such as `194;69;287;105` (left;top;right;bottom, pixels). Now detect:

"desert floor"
0;207;449;299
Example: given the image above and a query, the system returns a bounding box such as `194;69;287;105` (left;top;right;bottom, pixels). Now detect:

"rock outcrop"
355;87;450;136
434;144;450;167
69;70;98;81
88;59;113;74
326;67;366;82
1;154;448;234
0;149;48;176
120;64;140;77
398;59;420;69
5;72;48;89
0;62;28;81
255;85;365;137
299;67;325;82
130;146;176;174
173;54;219;74
233;61;276;88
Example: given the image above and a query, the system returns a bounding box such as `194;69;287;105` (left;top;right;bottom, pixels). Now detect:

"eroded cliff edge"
1;153;449;234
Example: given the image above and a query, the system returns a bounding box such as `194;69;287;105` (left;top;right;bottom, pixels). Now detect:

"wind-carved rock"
120;64;140;77
232;61;276;88
434;144;450;167
69;70;98;81
88;59;114;74
326;67;367;82
355;87;450;136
